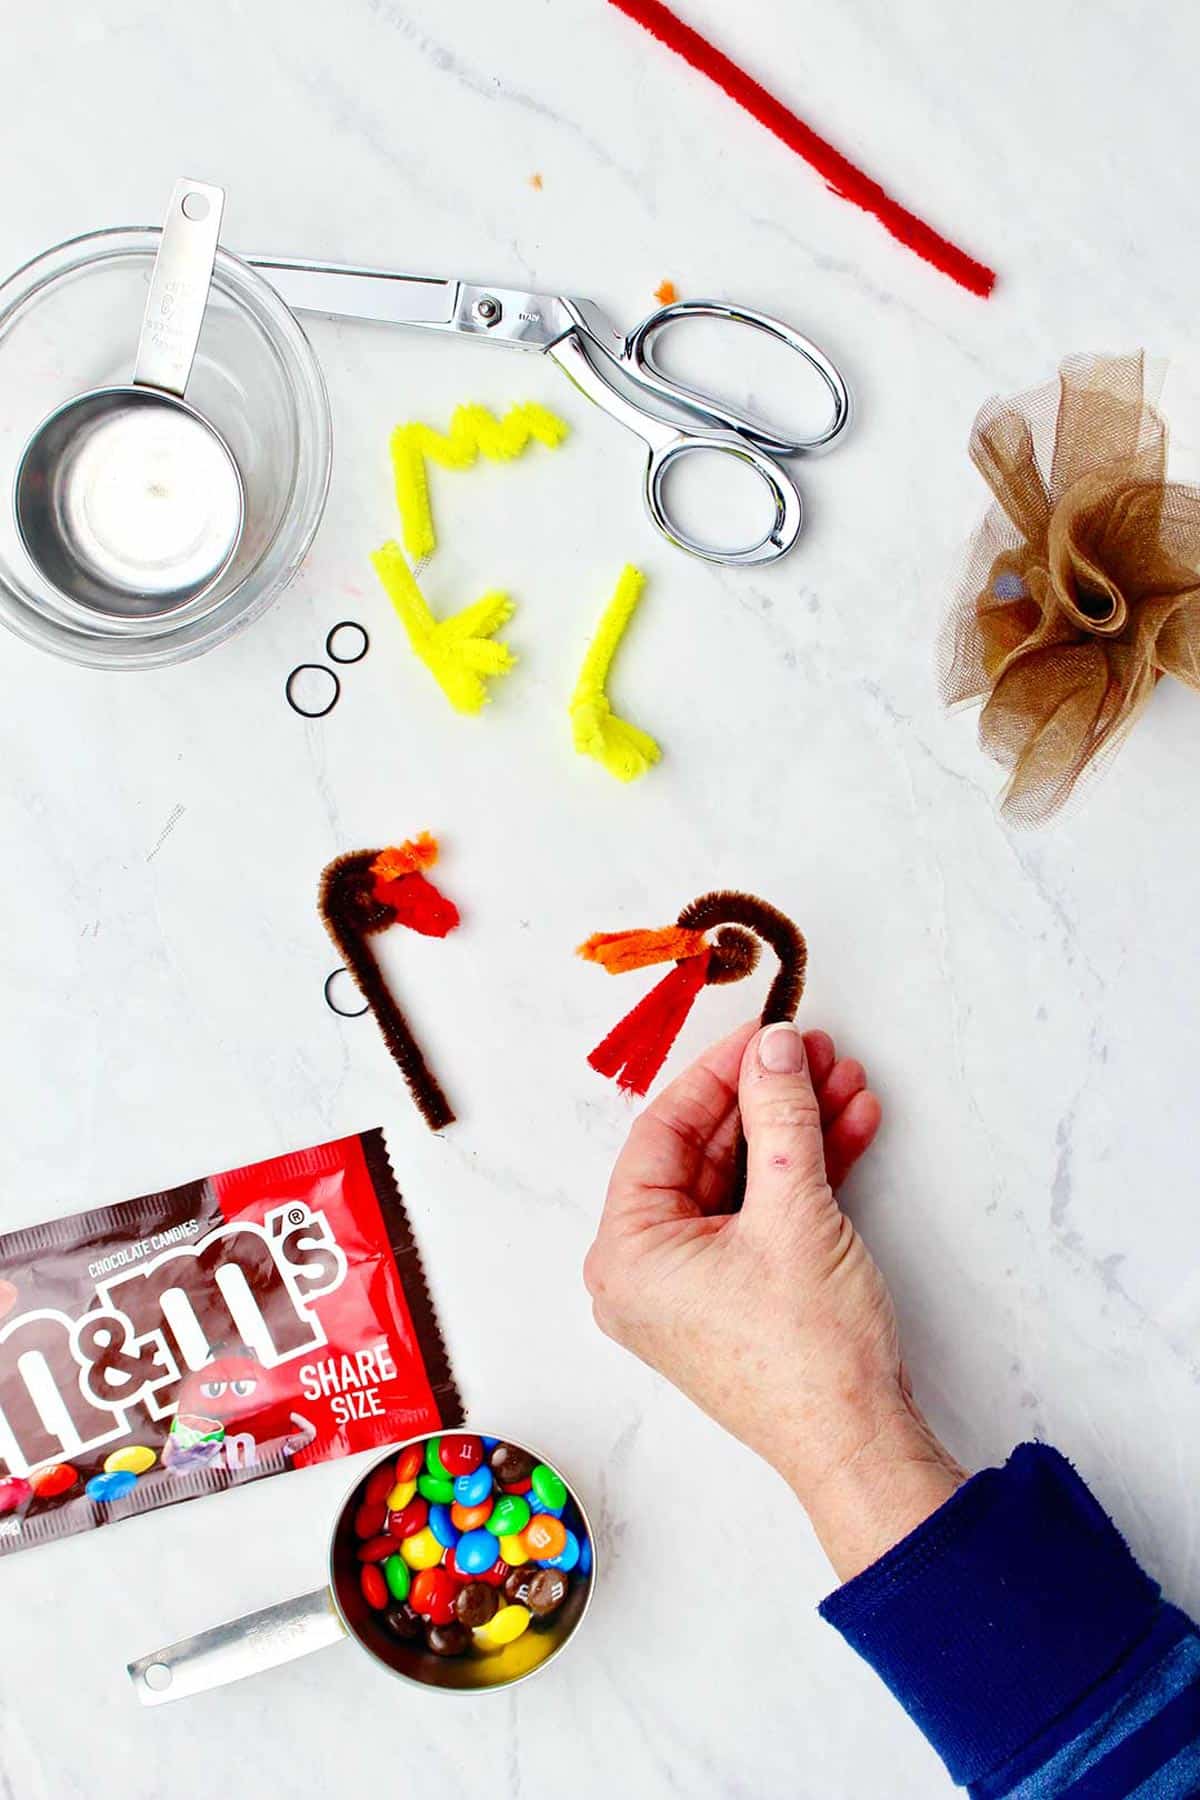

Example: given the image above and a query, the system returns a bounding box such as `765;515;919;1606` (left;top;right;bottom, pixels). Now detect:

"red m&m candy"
395;1443;424;1483
360;1564;389;1611
438;1434;483;1476
364;1463;396;1508
357;1535;394;1563
354;1499;387;1539
0;1478;31;1515
29;1463;78;1499
410;1565;459;1624
388;1497;429;1541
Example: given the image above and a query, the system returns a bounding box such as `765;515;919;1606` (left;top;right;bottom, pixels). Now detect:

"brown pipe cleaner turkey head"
319;834;460;1131
940;352;1200;824
578;891;806;1098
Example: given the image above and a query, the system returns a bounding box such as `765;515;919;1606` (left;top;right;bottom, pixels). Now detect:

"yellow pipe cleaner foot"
390;402;570;561
372;541;516;715
569;565;661;783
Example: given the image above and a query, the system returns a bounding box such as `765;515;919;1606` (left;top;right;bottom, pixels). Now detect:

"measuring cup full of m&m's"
127;1432;596;1703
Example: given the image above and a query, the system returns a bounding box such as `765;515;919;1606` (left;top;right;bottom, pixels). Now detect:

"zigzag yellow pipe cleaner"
371;542;516;715
391;403;570;561
569;565;661;783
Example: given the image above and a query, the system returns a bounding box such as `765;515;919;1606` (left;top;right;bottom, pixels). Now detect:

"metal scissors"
246;256;850;568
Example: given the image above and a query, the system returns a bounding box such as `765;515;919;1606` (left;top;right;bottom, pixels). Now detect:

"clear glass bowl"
0;229;332;668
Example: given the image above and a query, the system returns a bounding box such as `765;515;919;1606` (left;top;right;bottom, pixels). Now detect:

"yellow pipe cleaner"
569;565;661;783
391;402;570;561
371;541;516;715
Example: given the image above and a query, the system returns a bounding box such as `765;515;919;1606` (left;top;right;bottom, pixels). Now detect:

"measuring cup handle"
133;177;226;397
127;1587;346;1706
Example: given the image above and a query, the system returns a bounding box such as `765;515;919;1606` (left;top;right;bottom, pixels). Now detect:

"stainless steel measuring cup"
14;178;245;621
127;1432;597;1704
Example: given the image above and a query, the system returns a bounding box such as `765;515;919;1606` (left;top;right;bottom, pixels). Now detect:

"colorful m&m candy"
344;1437;592;1662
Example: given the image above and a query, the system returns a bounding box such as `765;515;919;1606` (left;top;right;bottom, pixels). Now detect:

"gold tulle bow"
940;352;1200;824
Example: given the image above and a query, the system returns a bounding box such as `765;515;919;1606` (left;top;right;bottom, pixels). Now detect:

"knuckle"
581;1241;608;1299
749;1089;822;1136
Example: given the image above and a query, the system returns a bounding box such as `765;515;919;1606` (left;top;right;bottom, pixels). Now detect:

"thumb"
738;1022;830;1223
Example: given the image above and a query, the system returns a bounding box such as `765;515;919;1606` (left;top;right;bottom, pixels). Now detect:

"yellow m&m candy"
399;1526;443;1570
472;1604;531;1651
104;1445;157;1476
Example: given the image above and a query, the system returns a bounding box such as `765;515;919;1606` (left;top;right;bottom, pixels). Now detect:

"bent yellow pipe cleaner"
372;541;516;715
569;564;661;783
391;402;570;560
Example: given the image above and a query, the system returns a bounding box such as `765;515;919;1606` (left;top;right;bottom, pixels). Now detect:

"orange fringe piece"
372;835;439;882
578;925;707;974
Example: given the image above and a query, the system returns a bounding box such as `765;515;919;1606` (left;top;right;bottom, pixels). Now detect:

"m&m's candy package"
0;1129;459;1555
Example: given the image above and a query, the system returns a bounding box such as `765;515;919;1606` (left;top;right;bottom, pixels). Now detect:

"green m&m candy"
383;1553;411;1602
530;1464;567;1512
424;1436;451;1479
418;1472;455;1504
486;1494;531;1537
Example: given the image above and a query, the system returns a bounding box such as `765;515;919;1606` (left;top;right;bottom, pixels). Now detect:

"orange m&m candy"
524;1514;567;1559
451;1499;493;1532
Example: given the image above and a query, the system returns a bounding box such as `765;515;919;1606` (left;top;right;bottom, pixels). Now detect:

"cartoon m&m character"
164;1343;315;1475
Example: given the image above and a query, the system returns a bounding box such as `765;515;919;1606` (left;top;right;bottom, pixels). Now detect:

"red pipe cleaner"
606;0;996;299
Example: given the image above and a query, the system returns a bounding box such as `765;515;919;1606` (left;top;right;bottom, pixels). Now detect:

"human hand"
584;1020;964;1580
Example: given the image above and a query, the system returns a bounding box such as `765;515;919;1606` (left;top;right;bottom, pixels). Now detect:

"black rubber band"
287;664;340;719
326;621;369;664
324;967;369;1018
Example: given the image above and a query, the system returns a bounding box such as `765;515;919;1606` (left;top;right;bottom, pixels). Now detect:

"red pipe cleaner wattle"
587;949;713;1096
606;0;996;300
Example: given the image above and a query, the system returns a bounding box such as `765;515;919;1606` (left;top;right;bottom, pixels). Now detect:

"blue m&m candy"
86;1470;139;1503
578;1534;593;1578
454;1464;493;1508
456;1527;501;1575
428;1503;460;1550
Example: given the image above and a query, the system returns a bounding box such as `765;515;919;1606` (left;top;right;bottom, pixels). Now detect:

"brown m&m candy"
489;1443;536;1486
526;1567;568;1618
502;1563;539;1607
382;1601;424;1640
426;1620;472;1657
454;1580;500;1629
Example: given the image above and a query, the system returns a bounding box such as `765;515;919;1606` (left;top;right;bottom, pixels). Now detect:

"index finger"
601;1020;756;1226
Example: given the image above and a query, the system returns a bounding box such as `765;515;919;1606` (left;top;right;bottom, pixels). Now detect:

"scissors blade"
245;256;574;351
246;256;457;329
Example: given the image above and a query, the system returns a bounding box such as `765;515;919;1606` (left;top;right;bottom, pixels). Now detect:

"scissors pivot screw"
472;294;502;327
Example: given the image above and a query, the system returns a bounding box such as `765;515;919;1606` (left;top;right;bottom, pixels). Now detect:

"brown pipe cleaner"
578;889;806;1097
319;835;460;1131
941;351;1200;825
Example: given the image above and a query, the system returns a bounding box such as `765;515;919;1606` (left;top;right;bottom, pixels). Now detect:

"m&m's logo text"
0;1203;348;1478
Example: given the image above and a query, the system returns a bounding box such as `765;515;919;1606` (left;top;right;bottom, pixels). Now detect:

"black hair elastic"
324;967;370;1018
286;664;340;719
326;621;369;664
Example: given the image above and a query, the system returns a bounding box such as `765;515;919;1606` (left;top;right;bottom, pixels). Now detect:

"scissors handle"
645;432;803;566
549;327;805;566
626;299;850;457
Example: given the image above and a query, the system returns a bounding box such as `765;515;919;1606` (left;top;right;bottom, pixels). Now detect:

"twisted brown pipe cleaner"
319;839;459;1131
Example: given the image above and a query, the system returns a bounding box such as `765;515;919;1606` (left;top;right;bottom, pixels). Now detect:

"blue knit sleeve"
818;1443;1200;1795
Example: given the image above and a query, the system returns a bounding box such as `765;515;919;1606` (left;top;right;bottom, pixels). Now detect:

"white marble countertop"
2;2;1200;1794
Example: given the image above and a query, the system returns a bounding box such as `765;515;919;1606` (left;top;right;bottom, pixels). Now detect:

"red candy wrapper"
0;1129;459;1554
